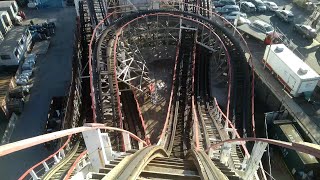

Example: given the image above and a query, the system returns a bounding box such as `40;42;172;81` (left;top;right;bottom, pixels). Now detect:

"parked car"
237;20;282;43
263;1;278;11
251;20;282;40
223;12;251;26
213;0;236;8
240;1;256;13
275;10;294;23
246;0;267;11
293;0;316;12
216;5;240;14
251;20;274;34
293;24;317;39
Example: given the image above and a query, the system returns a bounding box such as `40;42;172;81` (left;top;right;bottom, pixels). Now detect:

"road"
0;7;76;179
244;0;320;74
241;0;320;130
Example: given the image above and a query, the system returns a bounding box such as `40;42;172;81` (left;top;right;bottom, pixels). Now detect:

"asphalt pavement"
0;7;76;179
244;0;320;74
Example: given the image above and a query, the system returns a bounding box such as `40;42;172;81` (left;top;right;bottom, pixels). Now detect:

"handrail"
192;99;200;150
15;124;147;179
206;137;320;159
113;32;124;132
1;124;147;158
19;135;72;180
191;35;199;150
213;98;267;179
64;150;88;180
213;98;250;156
132;89;150;145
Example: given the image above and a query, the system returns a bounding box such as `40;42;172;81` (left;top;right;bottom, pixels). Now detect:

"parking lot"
239;0;320;74
0;7;76;179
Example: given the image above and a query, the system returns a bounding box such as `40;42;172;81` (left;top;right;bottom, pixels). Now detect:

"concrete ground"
0;7;76;179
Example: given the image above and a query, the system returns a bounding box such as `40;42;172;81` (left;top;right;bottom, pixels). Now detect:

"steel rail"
132;89;150;145
42;142;81;180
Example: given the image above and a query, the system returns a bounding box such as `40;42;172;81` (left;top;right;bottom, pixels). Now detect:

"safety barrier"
64;150;89;180
1;124;147;179
19;136;72;180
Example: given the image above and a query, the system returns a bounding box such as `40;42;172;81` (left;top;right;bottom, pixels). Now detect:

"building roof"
269;44;319;80
0;26;27;53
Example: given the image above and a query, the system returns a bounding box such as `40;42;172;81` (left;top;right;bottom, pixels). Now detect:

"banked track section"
89;145;228;180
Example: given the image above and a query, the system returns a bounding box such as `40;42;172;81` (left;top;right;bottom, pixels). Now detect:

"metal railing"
64;150;89;180
6;124;148;179
19;136;73;180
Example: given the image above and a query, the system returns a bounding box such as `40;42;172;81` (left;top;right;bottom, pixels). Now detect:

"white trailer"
0;1;18;23
0;11;12;35
263;44;320;97
0;26;32;66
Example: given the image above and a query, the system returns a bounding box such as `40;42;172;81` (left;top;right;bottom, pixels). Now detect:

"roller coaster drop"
1;1;320;180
